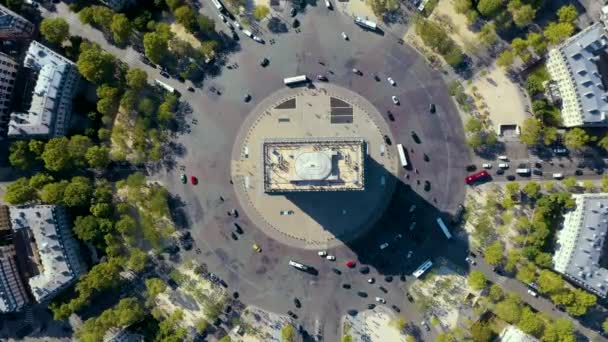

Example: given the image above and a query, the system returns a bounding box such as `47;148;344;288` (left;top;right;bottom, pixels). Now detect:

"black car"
532;169;542;176
187;86;195;92
379;286;388;293
406;292;414;302
387;111;395;121
424;180;431;191
367;303;376;310
357;291;368;298
359;266;370;274
575;169;583;176
391;305;400;312
294;298;301;308
506;175;516;181
234;223;244;234
260;58;269;67
230;232;238;240
423;154;430;162
233;291;239;299
290;7;297;16
496;169;505;175
347;309;358;316
384;135;392;145
534;162;542;169
287;310;298;319
466;164;477;172
373;74;381;82
384;275;393;282
469;251;477;258
429;104;436;113
342;283;351;289
244;94;252;102
292;19;300;28
411;131;421;144
332;268;342;275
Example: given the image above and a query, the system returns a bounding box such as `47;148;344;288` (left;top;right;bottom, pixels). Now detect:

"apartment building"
0;52;18;137
0;4;34;39
0;205;29;313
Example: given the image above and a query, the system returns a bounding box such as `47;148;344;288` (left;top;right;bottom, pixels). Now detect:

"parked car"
290;7;297;16
234;223;244;234
341;32;348;40
187;86;195;92
387;77;396;86
294;298;301;308
368;278;375;284
383;135;392;145
318;250;327;257
387;111;395;121
357;291;368;298
367;303;376;310
342;283;351;289
429;103;436;113
406;292;414;302
359;266;370;274
326;255;336;260
252;243;262;253
260;58;269;67
391;96;399;105
190;176;198;185
391;305;400;312
317;74;328;81
506;175;516;181
332;268;342;275
345;260;356;268
375;297;386;304
180;173;187;184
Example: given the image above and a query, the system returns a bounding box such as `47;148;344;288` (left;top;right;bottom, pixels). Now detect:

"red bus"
465;170;489;184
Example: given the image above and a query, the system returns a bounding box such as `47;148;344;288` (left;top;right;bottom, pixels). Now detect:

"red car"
465;170;489;185
190;176;198;185
345;260;356;268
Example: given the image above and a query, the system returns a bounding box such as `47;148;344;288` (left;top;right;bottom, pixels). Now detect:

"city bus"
396;144;408;168
283;75;309;86
211;0;224;10
354;16;377;30
436;217;452;239
413;260;433;278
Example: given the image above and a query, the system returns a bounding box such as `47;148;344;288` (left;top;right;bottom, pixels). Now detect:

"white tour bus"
211;0;224;10
413;260;433;278
436;217;452;239
283;75;309;86
155;79;175;94
516;168;531;175
354;16;377;30
396;144;408;168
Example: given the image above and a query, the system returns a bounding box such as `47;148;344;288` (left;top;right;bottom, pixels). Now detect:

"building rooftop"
8;41;79;138
0;4;33;38
553;193;608;297
0;245;29;313
262;137;366;192
498;325;538;342
9;205;85;303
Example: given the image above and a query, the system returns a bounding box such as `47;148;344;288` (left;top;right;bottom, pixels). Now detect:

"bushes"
415;18;464;68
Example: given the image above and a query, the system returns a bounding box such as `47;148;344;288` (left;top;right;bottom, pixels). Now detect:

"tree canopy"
40;18;70;45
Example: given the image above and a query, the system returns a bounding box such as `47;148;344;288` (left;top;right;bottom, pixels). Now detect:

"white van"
498;155;508;161
498;163;509;168
482;163;492;169
242;29;253;38
516;168;530;175
553;173;564;179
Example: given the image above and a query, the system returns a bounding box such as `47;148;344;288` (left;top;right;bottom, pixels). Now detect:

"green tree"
68;135;93;168
520;118;542;146
522;182;541;199
281;324;295;342
479;22;498;47
470;321;493;342
544;22;574;45
91;5;114;29
73;215;100;242
602;175;608;192
562;177;577;191
495;297;522;324
174;5;197;32
40;18;70;45
110;13;132;45
563;127;589;150
509;1;536;28
158;94;178;122
253;5;270;21
367;0;398;16
454;0;472;14
197;14;215;34
86;145;111;169
518;307;544;336
341;335;353;342
467;270;487;290
29;173;54;189
28;140;45;157
566;289;596;316
40;181;68;204
9;141;36;169
542;317;575;342
166;0;183;11
63;177;93;207
484;241;504;266
77;42;118;84
78;7;95;24
557;4;577;24
488;284;504;302
143;32;169;64
497;49;516;69
90;202;112;218
127;248;147;271
537;270;564;294
477;0;502;18
200;40;218;59
126;68;148;90
543;126;558;146
527;32;547;54
115;215;137;236
42;137;72;171
96;84;121;116
516;263;537;284
602;318;608;334
4;178;36;204
145;277;167;298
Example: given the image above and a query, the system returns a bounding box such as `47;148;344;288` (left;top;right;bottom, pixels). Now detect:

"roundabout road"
153;3;472;341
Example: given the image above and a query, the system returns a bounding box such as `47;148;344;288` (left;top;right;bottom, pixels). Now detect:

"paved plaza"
231;85;398;249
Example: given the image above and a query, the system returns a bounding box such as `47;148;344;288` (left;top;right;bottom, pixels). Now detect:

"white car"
391;96;399;105
341;32;348;40
253;36;264;43
409;204;416;213
318;250;327;257
379;242;389;250
326;255;336;261
233;21;242;30
498;155;509;161
482;163;492;169
375;297;386;304
218;14;227;22
407;250;413;259
368;278;375;284
465;257;476;265
527;289;538;297
387;77;396;86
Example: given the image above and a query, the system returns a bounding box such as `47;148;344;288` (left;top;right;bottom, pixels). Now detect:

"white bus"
413;260;433;278
354;16;377;30
155;79;175;94
283;75;309;86
436;217;452;239
289;260;309;271
396;144;408;168
211;0;224;10
516;168;530;175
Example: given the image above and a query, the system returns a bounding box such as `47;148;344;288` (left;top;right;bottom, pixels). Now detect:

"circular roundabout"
231;84;399;249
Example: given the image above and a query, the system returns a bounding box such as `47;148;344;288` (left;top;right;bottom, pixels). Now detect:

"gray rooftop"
553;194;608;297
9;205;85;303
0;4;31;36
557;23;608;124
8;41;79;138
